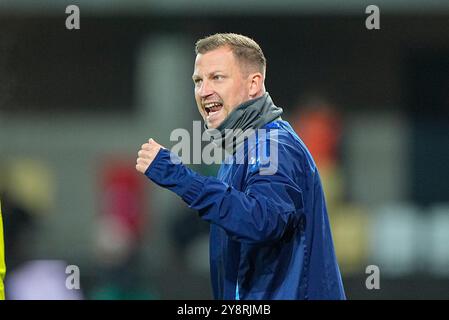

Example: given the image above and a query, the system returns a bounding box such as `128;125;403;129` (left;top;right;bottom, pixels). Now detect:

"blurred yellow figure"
0;200;5;300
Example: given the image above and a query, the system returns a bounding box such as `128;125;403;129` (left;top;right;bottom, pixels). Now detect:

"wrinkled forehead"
194;46;237;72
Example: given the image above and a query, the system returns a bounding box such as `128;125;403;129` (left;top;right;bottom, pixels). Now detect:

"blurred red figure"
97;159;147;265
90;158;157;299
291;97;342;170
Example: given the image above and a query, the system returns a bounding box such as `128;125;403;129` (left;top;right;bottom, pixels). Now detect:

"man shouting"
136;33;345;300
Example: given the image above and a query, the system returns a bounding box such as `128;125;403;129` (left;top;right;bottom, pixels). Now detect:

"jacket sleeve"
145;148;304;244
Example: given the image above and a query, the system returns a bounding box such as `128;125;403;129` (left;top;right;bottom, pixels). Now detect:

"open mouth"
204;102;223;115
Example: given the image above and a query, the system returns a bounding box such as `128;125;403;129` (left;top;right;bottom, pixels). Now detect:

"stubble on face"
193;46;250;129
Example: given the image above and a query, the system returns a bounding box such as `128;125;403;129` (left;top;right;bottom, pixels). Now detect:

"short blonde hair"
195;33;266;77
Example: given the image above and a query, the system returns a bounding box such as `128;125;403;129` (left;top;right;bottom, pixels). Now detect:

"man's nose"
198;80;214;98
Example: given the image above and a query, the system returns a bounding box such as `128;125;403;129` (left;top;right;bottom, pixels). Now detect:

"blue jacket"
146;119;346;300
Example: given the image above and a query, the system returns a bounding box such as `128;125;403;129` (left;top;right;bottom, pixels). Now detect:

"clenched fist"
136;138;165;174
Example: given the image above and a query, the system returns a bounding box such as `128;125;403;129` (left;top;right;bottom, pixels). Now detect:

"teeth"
204;102;222;109
204;102;223;114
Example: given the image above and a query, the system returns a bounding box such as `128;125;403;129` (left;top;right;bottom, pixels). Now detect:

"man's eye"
194;79;202;85
213;75;223;80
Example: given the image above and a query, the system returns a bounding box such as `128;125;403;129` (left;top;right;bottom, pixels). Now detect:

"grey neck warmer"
205;92;283;154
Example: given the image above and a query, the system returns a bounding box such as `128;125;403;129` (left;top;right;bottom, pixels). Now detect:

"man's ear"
248;72;264;98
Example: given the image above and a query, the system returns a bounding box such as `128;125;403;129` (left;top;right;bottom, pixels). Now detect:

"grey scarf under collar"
205;92;283;154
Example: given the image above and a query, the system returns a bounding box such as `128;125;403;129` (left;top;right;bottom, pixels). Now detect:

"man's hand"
136;138;164;174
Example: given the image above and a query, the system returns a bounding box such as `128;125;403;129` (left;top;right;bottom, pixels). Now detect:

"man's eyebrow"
192;71;224;80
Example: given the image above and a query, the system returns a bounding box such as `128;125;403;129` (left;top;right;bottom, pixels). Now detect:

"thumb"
148;138;163;148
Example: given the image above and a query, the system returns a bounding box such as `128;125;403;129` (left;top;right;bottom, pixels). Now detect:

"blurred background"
0;0;449;299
